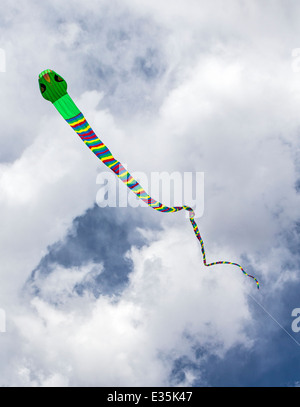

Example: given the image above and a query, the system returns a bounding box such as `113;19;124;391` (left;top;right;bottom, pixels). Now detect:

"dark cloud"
27;204;163;298
168;230;300;387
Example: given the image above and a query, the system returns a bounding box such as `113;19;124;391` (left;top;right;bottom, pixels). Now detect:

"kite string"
66;112;259;289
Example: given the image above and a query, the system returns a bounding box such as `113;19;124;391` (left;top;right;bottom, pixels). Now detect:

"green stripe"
85;139;103;147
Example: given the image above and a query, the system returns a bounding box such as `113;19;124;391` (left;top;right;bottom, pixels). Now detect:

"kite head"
38;69;67;103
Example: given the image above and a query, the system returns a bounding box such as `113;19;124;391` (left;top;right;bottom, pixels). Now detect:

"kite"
38;69;259;289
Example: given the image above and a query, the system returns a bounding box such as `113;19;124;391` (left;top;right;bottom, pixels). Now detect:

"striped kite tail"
66;112;260;290
38;69;260;290
187;209;260;289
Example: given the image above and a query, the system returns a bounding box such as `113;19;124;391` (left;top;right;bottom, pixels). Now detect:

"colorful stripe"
66;112;260;289
189;216;259;288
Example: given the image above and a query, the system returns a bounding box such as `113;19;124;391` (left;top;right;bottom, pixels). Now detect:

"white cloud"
1;0;300;387
6;226;253;387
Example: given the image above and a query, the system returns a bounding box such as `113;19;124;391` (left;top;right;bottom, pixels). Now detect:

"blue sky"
0;0;300;387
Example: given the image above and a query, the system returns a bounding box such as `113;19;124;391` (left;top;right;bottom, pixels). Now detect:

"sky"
0;0;300;387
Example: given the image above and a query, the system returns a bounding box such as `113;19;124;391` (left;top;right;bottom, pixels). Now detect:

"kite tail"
188;209;260;289
64;111;259;290
38;69;259;289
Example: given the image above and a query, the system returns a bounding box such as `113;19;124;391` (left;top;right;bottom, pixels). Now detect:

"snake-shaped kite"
38;69;259;289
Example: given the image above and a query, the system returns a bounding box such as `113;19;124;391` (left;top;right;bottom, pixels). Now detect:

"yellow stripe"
101;154;114;162
71;117;87;126
107;161;118;168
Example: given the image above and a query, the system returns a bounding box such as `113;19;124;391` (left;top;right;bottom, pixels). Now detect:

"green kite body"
38;69;259;289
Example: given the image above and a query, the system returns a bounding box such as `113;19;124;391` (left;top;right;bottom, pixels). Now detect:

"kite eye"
54;74;64;82
40;83;46;93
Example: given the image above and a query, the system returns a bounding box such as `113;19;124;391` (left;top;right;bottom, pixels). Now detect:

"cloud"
1;0;300;387
6;225;253;387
